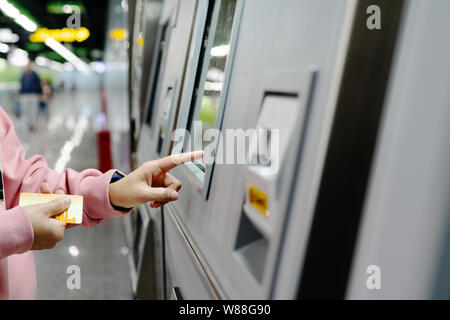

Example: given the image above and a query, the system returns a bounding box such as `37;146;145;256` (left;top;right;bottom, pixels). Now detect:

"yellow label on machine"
19;193;83;224
248;185;269;217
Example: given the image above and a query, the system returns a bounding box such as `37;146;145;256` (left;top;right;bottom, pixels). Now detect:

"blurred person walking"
38;79;53;121
19;61;42;131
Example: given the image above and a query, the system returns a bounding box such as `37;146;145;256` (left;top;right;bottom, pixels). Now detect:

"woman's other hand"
108;151;204;209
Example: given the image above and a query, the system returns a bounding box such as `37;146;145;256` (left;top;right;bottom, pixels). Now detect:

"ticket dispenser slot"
234;94;300;283
234;69;316;286
156;79;179;156
244;94;300;237
157;87;174;154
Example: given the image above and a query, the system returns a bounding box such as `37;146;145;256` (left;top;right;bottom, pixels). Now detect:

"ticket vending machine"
131;0;207;299
129;0;159;149
153;0;360;299
132;0;434;300
129;0;450;300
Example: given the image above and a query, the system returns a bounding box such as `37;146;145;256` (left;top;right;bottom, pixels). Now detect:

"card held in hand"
19;193;83;224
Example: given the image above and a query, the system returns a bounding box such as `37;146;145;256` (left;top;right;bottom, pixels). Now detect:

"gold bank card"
19;193;83;224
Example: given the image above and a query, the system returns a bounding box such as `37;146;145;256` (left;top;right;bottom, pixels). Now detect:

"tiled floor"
5;88;133;300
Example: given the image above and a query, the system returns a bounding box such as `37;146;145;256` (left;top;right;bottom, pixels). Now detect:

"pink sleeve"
0;107;130;230
0;207;34;260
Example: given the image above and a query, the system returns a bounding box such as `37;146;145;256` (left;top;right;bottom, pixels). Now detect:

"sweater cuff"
0;207;34;259
82;169;132;220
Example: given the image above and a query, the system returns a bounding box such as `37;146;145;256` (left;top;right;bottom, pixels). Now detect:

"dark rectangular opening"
234;210;269;284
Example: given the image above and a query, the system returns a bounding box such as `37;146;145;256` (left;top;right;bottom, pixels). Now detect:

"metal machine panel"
139;0;199;162
167;0;356;299
347;0;450;299
141;205;166;299
130;0;164;134
132;0;450;300
127;206;152;298
130;0;146;125
293;0;405;300
175;0;244;200
132;1;205;299
137;0;164;127
271;1;358;300
164;205;219;300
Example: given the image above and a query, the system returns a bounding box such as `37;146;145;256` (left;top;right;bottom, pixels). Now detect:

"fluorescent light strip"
44;37;88;72
0;0;19;18
15;14;36;32
8;47;28;66
0;0;37;32
210;44;230;57
0;42;9;53
35;55;64;72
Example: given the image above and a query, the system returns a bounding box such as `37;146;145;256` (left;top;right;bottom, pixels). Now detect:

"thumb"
146;188;179;203
43;197;71;218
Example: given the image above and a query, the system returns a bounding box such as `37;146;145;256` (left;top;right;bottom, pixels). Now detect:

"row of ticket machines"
122;0;450;299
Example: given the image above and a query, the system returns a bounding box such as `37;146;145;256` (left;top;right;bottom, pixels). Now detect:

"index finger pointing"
157;151;204;172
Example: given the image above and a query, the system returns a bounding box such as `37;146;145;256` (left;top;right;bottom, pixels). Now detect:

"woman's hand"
108;151;203;209
22;185;70;250
40;183;65;196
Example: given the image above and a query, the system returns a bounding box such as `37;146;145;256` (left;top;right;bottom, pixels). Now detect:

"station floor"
6;89;133;300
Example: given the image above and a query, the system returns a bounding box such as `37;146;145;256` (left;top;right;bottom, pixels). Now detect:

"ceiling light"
35;56;49;67
63;4;73;14
210;44;230;57
30;27;90;43
0;0;37;32
109;28;128;40
47;2;85;14
48;60;63;72
0;28;19;43
0;42;9;53
204;81;223;92
7;47;28;67
90;61;106;74
15;14;37;32
64;62;74;72
0;0;20;19
121;0;128;12
45;37;88;72
68;245;79;257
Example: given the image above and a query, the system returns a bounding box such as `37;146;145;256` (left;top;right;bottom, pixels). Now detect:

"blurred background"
0;0;131;299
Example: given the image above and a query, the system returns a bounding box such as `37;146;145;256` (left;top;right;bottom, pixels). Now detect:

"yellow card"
19;193;83;224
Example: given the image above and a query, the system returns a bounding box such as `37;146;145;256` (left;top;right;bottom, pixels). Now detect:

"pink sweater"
0;107;129;299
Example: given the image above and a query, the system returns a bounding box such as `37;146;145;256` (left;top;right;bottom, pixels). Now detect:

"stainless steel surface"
347;0;450;299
